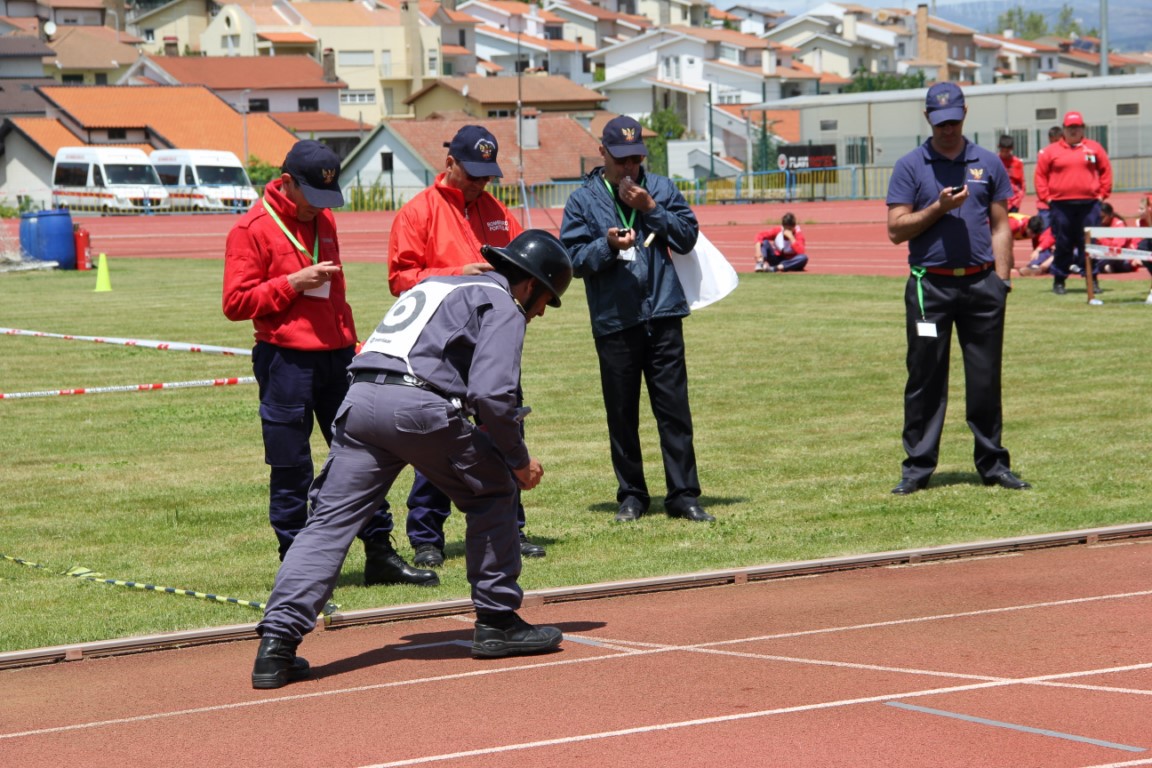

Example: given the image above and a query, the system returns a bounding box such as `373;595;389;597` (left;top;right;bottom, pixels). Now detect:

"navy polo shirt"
886;138;1011;268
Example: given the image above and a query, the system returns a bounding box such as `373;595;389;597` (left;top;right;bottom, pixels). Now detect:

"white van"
151;149;257;213
51;146;169;214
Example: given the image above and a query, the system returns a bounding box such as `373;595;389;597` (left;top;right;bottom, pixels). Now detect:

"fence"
9;157;1152;216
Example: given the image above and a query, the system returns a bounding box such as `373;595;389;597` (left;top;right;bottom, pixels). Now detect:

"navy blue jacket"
560;167;699;338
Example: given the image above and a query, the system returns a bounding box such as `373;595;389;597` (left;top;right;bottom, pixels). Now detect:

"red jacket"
1034;138;1112;203
755;225;806;255
387;173;522;296
1001;154;1025;211
222;179;357;351
1094;216;1136;249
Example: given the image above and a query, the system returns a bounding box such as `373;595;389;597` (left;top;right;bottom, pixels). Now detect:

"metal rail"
3;522;1150;671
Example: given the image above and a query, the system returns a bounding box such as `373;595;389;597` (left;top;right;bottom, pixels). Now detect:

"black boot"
363;536;440;587
473;611;563;658
251;636;310;690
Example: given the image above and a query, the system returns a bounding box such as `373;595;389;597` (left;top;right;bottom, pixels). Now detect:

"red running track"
12;191;1148;283
3;539;1151;767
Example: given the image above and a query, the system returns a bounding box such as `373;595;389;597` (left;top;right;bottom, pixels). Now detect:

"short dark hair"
1027;216;1044;235
998;135;1014;149
1049;126;1064;141
782;212;796;228
1101;202;1114;217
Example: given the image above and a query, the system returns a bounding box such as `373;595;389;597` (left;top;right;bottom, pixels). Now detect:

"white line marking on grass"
886;701;1146;752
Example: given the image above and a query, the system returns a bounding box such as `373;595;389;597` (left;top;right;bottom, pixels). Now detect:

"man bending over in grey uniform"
251;230;573;689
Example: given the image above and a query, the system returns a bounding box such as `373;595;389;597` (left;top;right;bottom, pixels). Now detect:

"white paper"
303;282;331;299
669;232;739;310
916;322;938;338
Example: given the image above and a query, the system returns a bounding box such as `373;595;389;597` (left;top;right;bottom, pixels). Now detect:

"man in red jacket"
998;135;1025;213
1033;111;1112;295
224;140;436;587
387;125;546;567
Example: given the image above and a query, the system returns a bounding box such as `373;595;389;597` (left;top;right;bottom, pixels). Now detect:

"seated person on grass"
754;212;809;273
1094;202;1140;274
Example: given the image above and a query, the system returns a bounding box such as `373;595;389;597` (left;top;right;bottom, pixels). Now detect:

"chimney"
763;49;777;76
916;4;928;63
842;14;857;42
323;48;337;81
163;36;179;56
519;107;539;151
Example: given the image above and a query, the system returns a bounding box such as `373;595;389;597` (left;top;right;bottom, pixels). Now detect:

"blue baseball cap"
445;125;503;178
282;140;343;208
925;82;966;125
601;115;648;158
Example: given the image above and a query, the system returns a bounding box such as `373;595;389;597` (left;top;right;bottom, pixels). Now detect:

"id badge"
916;321;938;338
618;246;637;262
304;282;331;299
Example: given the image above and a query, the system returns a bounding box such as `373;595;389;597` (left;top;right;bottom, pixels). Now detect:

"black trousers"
593;317;700;510
901;271;1012;484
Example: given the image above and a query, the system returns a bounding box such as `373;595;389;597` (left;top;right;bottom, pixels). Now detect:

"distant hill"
929;0;1149;53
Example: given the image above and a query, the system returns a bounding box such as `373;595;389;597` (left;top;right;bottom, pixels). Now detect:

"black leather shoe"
412;543;444;568
891;478;927;495
519;533;546;558
251;636;310;689
984;471;1032;490
364;536;440;587
1053;278;1067;295
615;498;647;522
667;502;715;522
472;613;563;658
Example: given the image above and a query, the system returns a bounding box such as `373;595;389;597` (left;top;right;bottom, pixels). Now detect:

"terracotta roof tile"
37;85;299;164
144;55;342;90
270;110;370;132
292;1;400;27
388;112;604;184
6;116;82;158
44;25;142;71
477;26;594;51
407;74;604;107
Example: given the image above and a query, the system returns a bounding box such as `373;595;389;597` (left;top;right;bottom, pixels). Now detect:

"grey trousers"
258;381;523;643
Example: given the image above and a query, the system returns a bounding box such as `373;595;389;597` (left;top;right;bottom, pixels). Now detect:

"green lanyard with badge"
603;175;641;262
265;195;329;298
910;266;937;338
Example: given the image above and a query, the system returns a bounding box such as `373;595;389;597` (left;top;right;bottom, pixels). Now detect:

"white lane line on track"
355;663;1152;768
886;701;1146;753
4;589;1149;742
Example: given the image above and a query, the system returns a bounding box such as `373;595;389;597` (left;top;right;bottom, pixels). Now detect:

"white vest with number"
359;280;506;374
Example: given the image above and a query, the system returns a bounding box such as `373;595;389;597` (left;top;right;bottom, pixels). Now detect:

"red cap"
1063;111;1085;127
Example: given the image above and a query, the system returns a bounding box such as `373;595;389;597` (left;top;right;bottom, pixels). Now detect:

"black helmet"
482;230;573;307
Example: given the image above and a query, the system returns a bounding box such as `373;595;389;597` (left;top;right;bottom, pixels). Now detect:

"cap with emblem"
445;125;503;178
924;82;966;126
282;140;344;208
601;115;648;158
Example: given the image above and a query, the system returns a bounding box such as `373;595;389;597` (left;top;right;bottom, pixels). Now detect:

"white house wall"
1;132;52;208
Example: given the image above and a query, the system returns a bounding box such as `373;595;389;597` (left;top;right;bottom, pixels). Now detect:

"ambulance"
51;146;169;214
150;149;257;213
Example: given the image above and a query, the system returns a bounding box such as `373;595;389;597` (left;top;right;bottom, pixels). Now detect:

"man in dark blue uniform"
251;230;573;689
886;82;1031;495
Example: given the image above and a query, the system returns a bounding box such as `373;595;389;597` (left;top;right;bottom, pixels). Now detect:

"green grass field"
2;258;1149;653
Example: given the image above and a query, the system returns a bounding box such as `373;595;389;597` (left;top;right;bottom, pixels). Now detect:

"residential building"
458;0;596;84
972;33;1061;84
762;4;901;80
542;0;651;52
43;23;144;85
404;73;605;120
202;0;441;123
722;4;785;37
128;0;215;56
340;111;606;197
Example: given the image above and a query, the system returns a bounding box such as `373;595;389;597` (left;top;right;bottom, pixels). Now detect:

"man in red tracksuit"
387;125;545;567
224;140;435;587
998;135;1025;213
1033;111;1112;295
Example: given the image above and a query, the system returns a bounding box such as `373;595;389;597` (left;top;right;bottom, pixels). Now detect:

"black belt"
352;371;432;390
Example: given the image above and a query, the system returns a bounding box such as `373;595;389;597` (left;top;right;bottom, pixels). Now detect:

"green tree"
994;6;1048;39
640;109;685;177
843;69;925;93
1053;3;1097;38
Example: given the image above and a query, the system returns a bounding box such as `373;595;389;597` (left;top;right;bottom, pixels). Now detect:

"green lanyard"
264;197;319;264
910;266;927;320
601;175;637;231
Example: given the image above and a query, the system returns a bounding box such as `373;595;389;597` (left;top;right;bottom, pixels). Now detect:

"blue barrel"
18;211;39;260
35;209;76;269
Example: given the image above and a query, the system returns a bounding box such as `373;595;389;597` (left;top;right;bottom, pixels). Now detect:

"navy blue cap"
601;115;648;158
282;140;343;208
925;82;966;125
445;125;503;178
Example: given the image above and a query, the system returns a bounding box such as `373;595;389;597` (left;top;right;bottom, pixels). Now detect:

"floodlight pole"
517;31;524;183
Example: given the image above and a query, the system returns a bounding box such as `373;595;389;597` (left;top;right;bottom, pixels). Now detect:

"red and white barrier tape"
1;327;251;357
0;376;255;400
